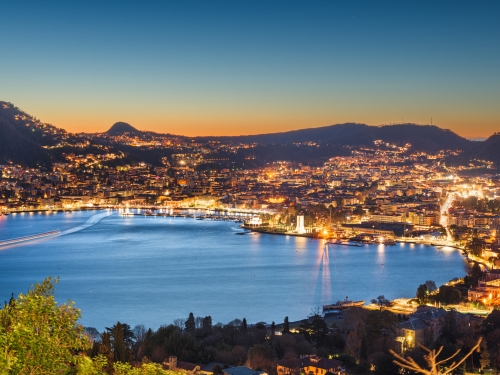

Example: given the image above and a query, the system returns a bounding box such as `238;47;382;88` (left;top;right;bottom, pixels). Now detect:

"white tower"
296;215;305;234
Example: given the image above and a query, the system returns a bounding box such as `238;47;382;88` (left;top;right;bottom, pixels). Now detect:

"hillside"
468;133;500;165
0;102;52;166
202;123;472;152
106;122;140;136
0;100;492;167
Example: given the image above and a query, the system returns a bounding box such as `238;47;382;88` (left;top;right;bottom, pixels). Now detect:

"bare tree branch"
390;337;483;375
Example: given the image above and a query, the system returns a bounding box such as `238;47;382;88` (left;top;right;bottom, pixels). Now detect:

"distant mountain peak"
107;122;139;135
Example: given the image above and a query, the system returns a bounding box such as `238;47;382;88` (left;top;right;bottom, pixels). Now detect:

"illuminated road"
440;192;455;242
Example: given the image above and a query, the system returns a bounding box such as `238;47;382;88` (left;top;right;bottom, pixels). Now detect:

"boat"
323;297;365;312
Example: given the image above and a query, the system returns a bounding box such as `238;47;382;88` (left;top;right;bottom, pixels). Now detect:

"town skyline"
2;1;499;138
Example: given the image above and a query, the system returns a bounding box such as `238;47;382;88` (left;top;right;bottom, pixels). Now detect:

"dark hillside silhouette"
200;123;472;152
106;122;141;136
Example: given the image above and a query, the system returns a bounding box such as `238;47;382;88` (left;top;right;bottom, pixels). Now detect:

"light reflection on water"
0;210;467;330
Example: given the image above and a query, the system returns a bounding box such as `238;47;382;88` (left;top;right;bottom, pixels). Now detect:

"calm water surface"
0;210;466;330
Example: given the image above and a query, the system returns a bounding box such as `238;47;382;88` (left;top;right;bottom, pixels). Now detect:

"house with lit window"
276;355;344;375
468;271;500;306
397;308;448;351
163;356;200;375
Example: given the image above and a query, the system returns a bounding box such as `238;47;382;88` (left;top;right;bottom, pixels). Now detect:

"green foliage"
300;313;329;346
106;321;135;363
185;312;196;332
433;285;462;305
467;238;485;257
247;344;275;373
212;365;223;375
425;280;437;292
372;352;400;375
465;263;485;286
370;295;392;310
77;354;185;375
480;339;490;369
363;310;398;350
283;316;290;334
352;206;364;216
462;196;479;210
416;284;428;303
0;276;90;374
439;311;458;344
483;309;500;331
359;335;367;362
142;329;154;359
202;316;212;332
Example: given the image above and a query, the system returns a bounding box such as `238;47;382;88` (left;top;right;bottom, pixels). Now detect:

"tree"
133;324;147;344
106;322;135;363
185;312;196;332
271;321;275;336
84;327;101;345
142;328;154;360
372;352;399;375
212;364;223;375
434;285;462;305
353;206;365;216
242;317;248;332
439;311;457;344
425;280;437;293
416;284;428;304
364;310;398;350
247;344;274;373
77;355;187;374
483;309;500;331
359;335;367;363
173;318;185;331
195;316;204;329
469;263;484;286
371;295;392;310
0;276;90;374
98;331;114;373
283;316;290;334
202;316;212;331
480;338;490;370
390;337;482;375
300;313;329;346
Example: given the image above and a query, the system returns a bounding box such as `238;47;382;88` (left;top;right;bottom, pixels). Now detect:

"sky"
1;1;499;138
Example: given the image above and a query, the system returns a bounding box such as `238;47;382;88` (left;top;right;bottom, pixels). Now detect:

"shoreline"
3;208;490;319
240;225;314;238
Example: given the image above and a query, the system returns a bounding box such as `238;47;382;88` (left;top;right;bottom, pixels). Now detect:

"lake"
0;210;467;330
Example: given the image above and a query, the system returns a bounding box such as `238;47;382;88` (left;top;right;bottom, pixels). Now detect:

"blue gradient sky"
1;1;499;137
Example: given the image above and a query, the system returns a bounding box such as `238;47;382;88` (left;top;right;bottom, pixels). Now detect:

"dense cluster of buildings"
1;144;499;236
2;135;500;308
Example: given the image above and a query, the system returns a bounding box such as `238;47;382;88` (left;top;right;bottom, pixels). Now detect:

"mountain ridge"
198;123;471;151
0;102;52;166
1;100;498;167
106;122;140;136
